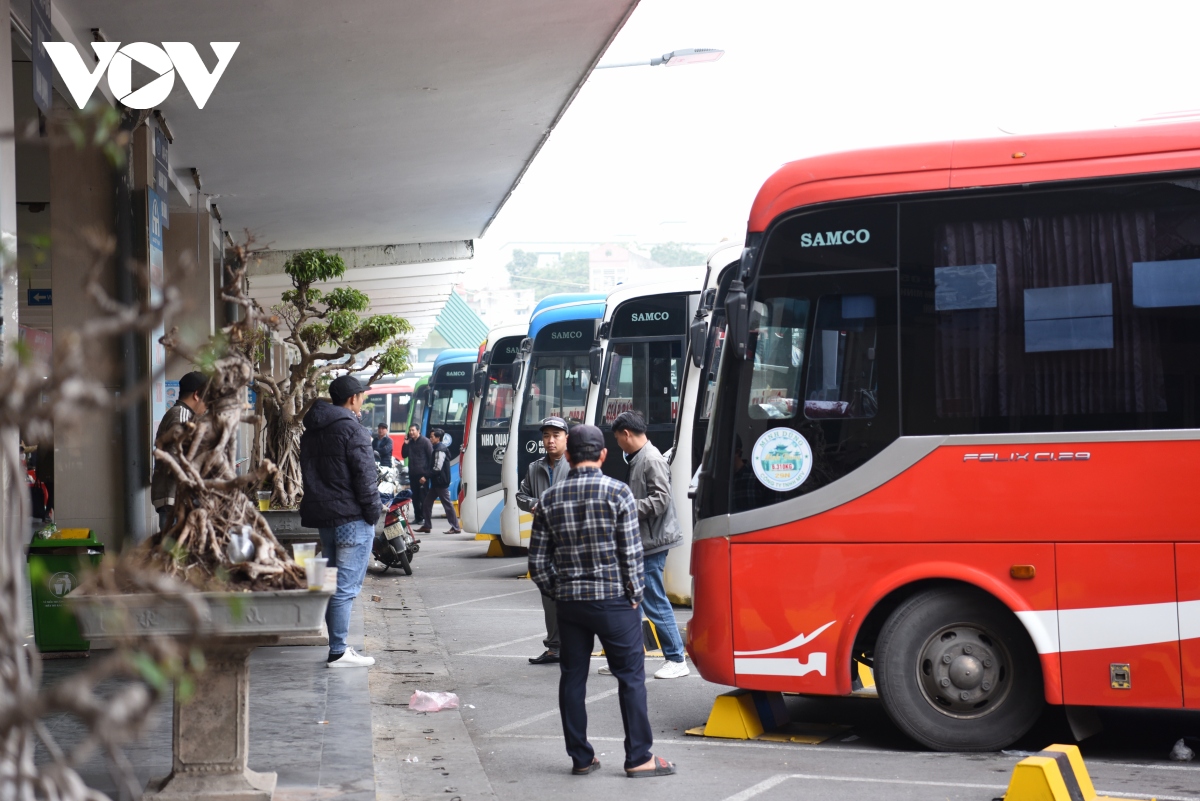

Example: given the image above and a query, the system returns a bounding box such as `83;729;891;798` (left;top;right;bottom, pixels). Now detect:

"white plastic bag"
409;690;459;712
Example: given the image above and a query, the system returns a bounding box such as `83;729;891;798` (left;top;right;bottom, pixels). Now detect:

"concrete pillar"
163;210;215;377
48;103;124;545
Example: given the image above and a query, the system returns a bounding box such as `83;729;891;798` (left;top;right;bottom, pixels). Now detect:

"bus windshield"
429;385;469;426
482;363;517;428
522;353;591;424
599;341;683;426
361;393;389;432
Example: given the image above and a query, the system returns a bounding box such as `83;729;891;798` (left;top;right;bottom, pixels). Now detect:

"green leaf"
378;342;411;376
283;250;346;286
324;287;370;313
325;309;359;340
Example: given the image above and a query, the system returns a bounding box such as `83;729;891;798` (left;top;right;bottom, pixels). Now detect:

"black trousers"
557;597;652;771
541;594;559;651
422;486;459;528
411;478;429;524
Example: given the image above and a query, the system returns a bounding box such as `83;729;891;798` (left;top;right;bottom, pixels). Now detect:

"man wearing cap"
151;370;209;533
299;375;380;668
528;424;676;778
517;416;571;665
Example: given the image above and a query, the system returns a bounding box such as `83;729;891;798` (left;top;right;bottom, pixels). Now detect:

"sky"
466;0;1200;287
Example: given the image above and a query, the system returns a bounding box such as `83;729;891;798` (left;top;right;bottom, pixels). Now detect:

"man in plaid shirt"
529;424;676;779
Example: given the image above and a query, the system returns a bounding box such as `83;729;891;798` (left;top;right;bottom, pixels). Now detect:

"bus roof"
366;380;415;394
432;349;480;373
528;300;607;341
484;323;528;350
531;292;608;317
749;120;1200;233
601;271;707;321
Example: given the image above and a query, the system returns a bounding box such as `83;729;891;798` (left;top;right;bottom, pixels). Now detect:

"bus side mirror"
689;317;708;369
471;366;487;398
726;279;749;360
510;362;524;391
589;345;603;381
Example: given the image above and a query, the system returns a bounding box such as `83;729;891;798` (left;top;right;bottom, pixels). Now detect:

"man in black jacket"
300;375;380;668
402;423;433;528
372;424;393;467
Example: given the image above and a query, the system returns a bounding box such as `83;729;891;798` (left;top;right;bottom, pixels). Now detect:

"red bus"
688;121;1200;751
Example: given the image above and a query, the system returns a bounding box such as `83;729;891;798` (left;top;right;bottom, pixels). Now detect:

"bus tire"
874;586;1043;752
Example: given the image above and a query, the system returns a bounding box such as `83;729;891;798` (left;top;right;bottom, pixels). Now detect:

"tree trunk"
264;406;304;509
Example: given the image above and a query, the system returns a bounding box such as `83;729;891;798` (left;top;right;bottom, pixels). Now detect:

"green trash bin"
27;531;104;652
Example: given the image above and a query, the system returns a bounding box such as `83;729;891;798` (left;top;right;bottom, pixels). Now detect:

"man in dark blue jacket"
300;375;380;668
372;423;393;467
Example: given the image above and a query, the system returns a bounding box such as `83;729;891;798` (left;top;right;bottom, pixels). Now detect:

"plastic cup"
323;567;338;591
256;490;271;512
293;542;316;568
305;557;327;591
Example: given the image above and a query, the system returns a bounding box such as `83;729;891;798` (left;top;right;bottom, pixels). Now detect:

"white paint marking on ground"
429;587;538;610
454;632;546;655
717;773;1199;801
442;562;528;578
488;687;620;735
445;608;542;613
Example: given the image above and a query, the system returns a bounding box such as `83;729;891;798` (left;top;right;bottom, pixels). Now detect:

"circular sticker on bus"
751;428;813;491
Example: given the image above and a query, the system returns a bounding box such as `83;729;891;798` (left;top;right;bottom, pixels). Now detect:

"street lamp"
595;48;724;70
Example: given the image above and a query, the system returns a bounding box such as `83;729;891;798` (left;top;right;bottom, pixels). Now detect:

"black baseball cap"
539;416;569;434
330;375;368;406
566;424;605;461
178;370;208;398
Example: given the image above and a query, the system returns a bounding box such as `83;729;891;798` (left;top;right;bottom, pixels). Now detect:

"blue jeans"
641;550;685;662
318;519;373;656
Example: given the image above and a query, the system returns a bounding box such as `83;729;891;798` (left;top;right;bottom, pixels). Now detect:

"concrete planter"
70;589;331;801
259;509;318;548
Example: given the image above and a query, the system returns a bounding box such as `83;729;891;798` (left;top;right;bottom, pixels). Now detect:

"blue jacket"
299;401;381;529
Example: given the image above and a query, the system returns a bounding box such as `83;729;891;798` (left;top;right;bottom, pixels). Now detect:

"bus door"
596;294;690;482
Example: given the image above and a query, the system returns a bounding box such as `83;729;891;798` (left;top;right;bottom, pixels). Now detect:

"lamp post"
595;47;724;70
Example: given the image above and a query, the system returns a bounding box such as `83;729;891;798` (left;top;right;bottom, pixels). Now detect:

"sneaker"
653;660;690;679
597;664;612;675
328;647;375;668
446;526;462;534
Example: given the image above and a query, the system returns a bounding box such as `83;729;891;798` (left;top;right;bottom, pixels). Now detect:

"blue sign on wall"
27;289;52;306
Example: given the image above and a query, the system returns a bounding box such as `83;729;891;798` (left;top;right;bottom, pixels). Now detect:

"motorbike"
370;459;419;575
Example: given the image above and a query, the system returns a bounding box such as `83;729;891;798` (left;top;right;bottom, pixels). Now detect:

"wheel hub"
917;625;1011;718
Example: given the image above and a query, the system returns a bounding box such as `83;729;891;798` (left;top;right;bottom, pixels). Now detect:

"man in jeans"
299;375;380;668
529;424;675;778
604;411;689;679
424;428;462;533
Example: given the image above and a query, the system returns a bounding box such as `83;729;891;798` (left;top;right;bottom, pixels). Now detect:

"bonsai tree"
143;242;303;588
254;249;412;508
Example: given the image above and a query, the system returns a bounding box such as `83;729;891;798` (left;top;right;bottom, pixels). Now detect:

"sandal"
572;758;601;775
625;755;675;778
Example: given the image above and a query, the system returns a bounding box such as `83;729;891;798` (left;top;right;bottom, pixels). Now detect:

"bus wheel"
874;587;1043;751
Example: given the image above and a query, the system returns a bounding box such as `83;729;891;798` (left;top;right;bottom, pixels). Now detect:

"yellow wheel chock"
1002;744;1137;801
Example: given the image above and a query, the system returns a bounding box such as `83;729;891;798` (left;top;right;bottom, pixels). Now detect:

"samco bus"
663;245;742;604
423;349;477;500
688;121;1200;752
499;293;607;547
591;274;706;485
459;324;526;536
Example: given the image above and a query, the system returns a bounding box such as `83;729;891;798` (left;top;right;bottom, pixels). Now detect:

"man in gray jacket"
517;416;571;664
607;411;688;679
